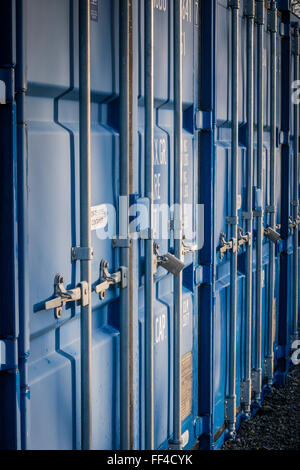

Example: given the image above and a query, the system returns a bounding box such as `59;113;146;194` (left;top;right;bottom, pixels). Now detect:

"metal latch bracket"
71;246;94;261
94;260;128;300
219;233;238;260
238;227;252;249
112;237;132;248
40;274;90;319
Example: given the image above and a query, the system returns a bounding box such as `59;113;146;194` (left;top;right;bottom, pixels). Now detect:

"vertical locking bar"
16;0;30;449
226;0;240;435
266;0;277;387
243;0;255;415
278;6;291;376
145;0;154;450
169;0;183;450
120;0;130;450
79;0;92;450
292;25;299;339
254;0;264;401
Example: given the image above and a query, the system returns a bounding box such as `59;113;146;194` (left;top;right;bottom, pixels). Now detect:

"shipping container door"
20;0;121;450
137;0;200;450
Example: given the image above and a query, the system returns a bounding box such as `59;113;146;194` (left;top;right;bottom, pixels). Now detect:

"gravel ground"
223;366;300;450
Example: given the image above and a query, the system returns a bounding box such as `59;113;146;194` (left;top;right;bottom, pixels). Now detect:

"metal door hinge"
39;274;89;319
219;233;238;260
0;338;18;371
94;260;128;300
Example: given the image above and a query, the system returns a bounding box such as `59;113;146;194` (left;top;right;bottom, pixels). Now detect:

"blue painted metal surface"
0;0;21;451
0;0;298;451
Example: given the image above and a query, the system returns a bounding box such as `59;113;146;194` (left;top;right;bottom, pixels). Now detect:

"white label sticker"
91;204;108;231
